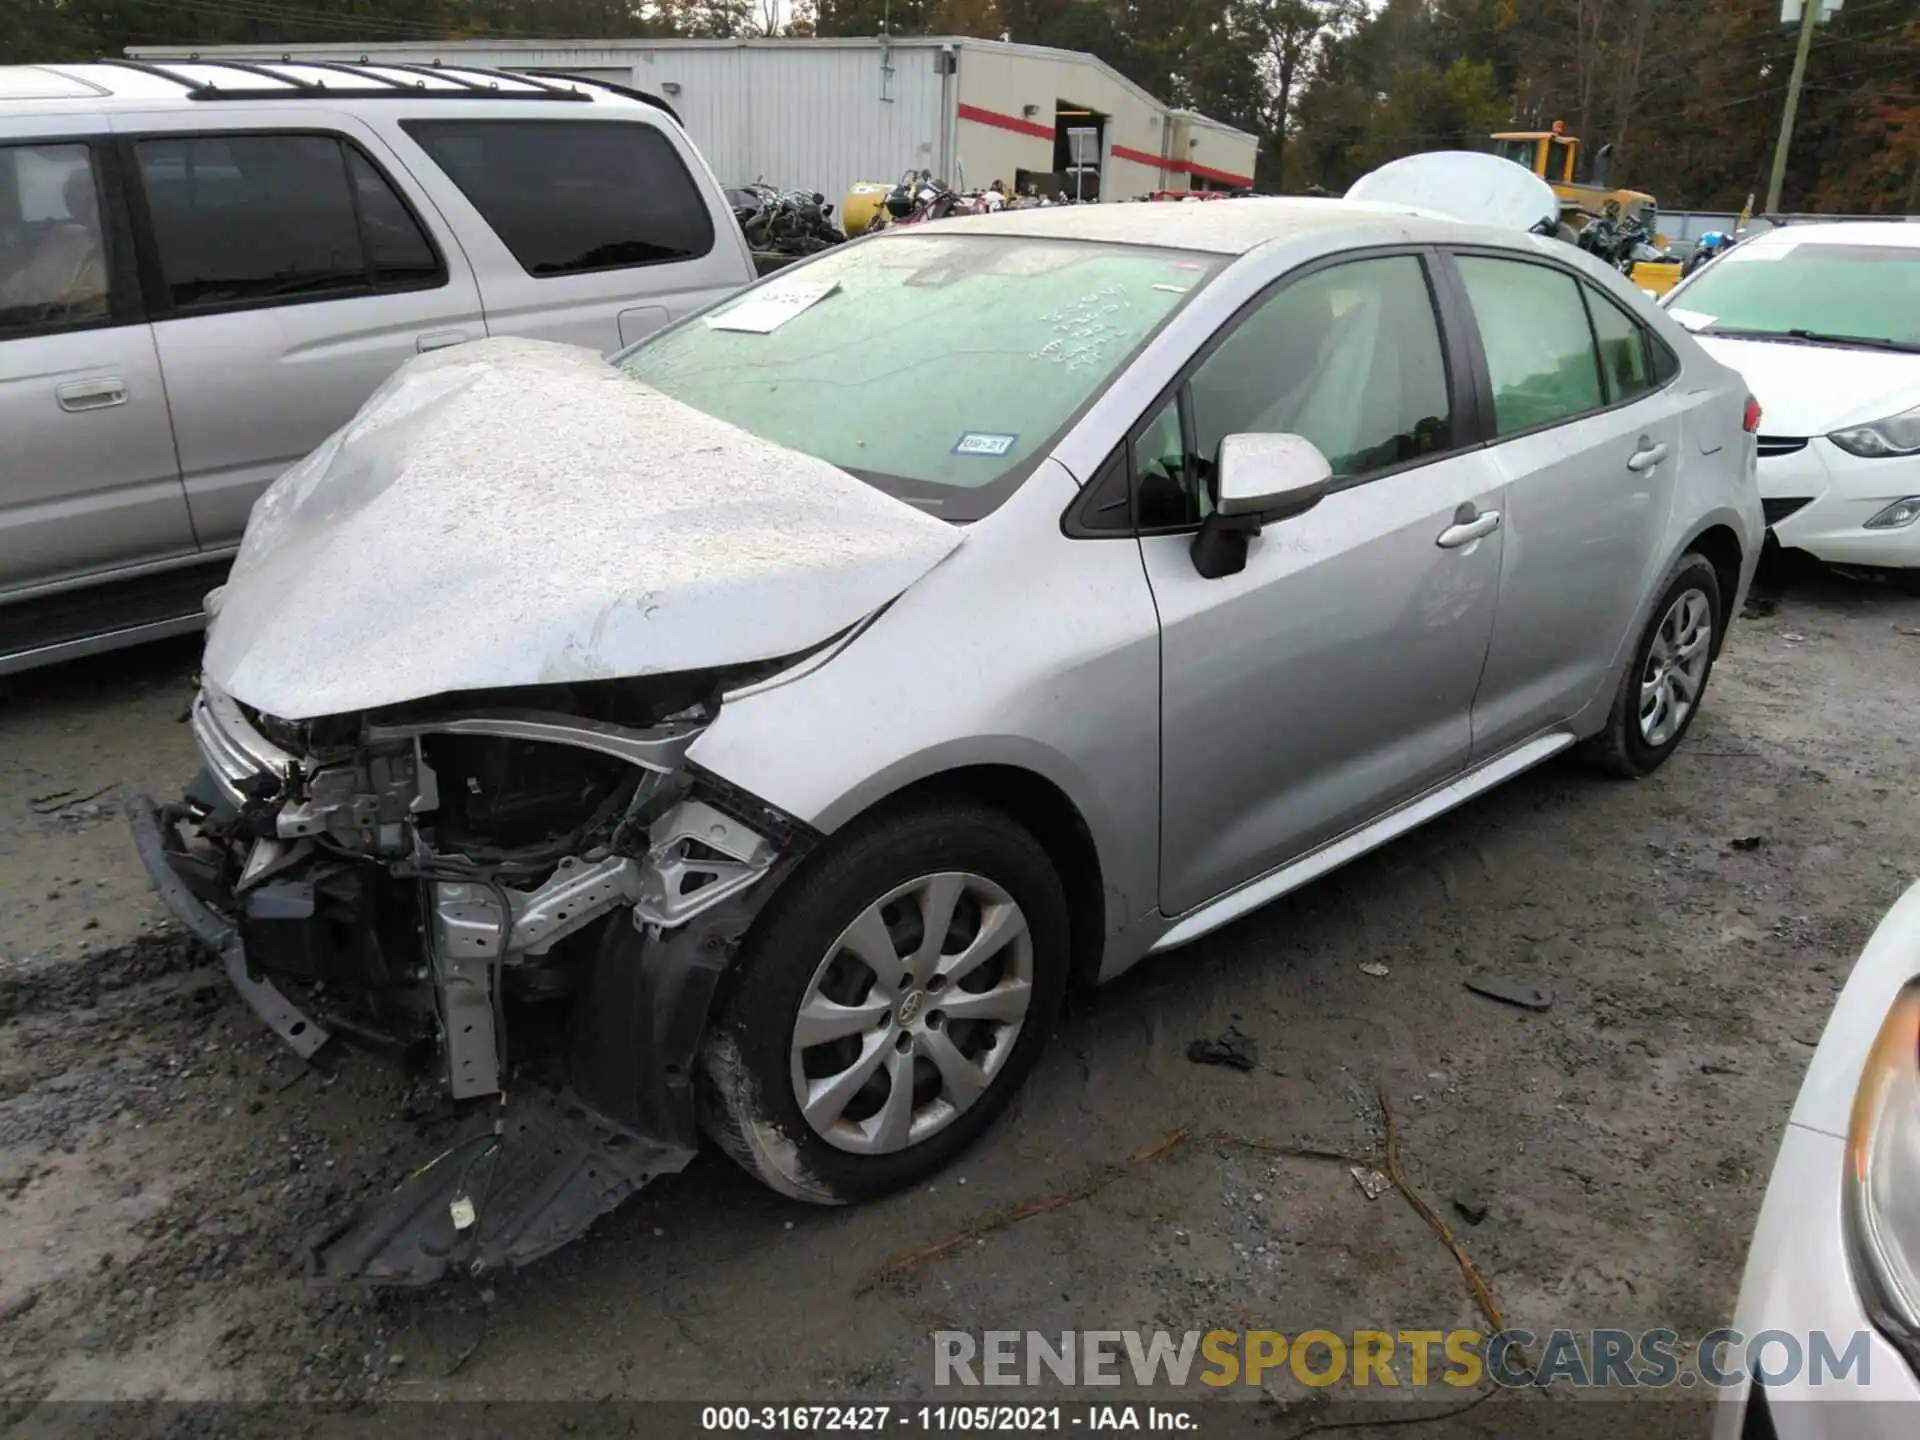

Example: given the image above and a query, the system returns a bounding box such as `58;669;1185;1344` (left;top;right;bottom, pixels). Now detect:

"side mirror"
1191;434;1331;579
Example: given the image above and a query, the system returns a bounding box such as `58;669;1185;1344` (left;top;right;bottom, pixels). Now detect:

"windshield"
1493;139;1539;170
1675;241;1920;347
620;233;1223;518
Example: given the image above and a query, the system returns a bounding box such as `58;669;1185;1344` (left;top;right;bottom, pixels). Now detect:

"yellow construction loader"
1490;122;1682;293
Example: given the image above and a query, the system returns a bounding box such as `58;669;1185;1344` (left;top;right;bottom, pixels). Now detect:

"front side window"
1456;255;1604;435
405;119;715;277
135;134;441;313
1132;254;1453;529
0;142;109;335
622;233;1222;519
1670;241;1920;350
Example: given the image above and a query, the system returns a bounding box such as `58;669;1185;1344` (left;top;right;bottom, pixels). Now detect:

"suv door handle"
416;330;472;353
1437;507;1501;549
56;377;127;412
1627;440;1670;472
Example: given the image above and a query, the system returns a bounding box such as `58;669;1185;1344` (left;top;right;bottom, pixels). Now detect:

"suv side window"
133;134;443;314
0;142;112;335
403;119;716;276
1584;286;1656;404
1133;255;1455;529
1455;255;1605;435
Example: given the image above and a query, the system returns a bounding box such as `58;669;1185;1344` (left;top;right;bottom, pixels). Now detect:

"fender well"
1684;523;1745;654
840;765;1108;995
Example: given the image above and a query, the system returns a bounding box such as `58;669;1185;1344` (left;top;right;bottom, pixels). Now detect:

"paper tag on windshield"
1723;244;1789;263
706;279;841;333
1667;307;1715;332
953;431;1018;457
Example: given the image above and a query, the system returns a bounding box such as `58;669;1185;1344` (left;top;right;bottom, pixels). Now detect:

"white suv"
0;59;753;673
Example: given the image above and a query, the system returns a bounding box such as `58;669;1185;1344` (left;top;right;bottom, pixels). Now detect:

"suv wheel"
1583;551;1723;777
699;801;1069;1203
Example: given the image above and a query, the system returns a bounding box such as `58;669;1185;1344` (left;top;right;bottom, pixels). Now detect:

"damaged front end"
131;671;813;1285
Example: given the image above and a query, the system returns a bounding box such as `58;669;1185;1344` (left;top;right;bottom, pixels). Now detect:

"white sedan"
1665;222;1920;586
1715;880;1920;1437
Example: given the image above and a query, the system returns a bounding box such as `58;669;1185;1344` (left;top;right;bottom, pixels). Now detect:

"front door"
1136;252;1507;918
1446;252;1687;753
123;121;487;551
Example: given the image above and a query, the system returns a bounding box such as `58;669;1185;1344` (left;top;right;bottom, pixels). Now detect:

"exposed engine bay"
131;668;815;1285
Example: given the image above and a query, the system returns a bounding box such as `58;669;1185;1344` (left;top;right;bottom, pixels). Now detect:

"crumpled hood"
1693;334;1920;437
205;338;963;720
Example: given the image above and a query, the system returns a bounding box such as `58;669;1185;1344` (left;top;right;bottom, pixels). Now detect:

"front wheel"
1582;552;1723;777
699;801;1070;1203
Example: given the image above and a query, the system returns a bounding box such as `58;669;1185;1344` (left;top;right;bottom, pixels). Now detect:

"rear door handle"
416;330;472;353
1627;440;1670;472
1437;509;1501;549
56;377;127;412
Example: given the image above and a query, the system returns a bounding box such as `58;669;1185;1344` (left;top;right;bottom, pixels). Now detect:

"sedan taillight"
1743;396;1763;434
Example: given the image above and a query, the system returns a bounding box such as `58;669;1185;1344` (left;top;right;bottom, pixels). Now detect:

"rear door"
396;115;751;352
1446;251;1686;754
0;130;193;598
118;115;487;552
1135;250;1508;916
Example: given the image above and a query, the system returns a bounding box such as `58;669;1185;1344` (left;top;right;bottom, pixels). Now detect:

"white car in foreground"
1716;880;1920;1438
1665;223;1920;585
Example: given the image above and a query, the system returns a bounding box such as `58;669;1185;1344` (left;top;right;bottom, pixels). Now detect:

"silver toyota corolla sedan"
133;198;1765;1283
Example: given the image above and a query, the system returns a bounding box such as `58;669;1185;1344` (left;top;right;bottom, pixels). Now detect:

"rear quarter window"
403;118;715;277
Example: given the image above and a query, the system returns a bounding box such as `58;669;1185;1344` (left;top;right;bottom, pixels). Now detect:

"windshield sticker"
952;431;1019;458
1667;307;1715;331
1723;244;1790;263
705;278;842;333
1153;282;1192;294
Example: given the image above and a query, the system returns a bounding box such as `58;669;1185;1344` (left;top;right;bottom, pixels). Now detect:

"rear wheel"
1582;552;1722;777
699;801;1069;1203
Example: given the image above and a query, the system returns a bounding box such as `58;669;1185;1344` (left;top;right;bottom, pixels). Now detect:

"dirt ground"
3;563;1918;1430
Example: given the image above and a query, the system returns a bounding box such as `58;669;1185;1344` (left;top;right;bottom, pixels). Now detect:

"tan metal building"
132;37;1260;208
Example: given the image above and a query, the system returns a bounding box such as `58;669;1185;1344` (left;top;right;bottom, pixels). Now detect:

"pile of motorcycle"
862;169;1053;233
728;183;846;256
1574;206;1665;274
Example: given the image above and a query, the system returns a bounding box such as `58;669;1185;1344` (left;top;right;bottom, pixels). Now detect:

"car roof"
905;195;1488;256
1743;221;1920;250
0;60;677;118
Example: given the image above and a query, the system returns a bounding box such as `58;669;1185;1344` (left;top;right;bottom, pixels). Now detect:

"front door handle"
416;330;472;353
1627;440;1670;472
1437;508;1502;549
56;377;127;412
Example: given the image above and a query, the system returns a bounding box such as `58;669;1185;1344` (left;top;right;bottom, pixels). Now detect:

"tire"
699;800;1070;1204
1582;552;1723;778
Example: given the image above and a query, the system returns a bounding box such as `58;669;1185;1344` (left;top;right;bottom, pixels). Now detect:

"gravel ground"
2;565;1918;1428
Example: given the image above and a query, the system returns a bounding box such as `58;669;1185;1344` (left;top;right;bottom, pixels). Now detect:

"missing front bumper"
129;795;331;1059
128;789;765;1286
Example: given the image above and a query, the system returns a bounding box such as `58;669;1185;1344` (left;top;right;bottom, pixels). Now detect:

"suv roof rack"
517;69;681;125
92;57;595;103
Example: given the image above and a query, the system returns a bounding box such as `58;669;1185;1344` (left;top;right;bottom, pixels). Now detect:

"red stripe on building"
956;103;1055;141
1183;159;1254;188
1109;143;1164;169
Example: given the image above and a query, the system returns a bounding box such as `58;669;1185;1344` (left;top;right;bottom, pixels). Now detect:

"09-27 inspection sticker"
952;431;1019;458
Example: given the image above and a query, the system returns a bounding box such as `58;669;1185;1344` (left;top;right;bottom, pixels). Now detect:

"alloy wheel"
1639;587;1713;747
789;872;1034;1155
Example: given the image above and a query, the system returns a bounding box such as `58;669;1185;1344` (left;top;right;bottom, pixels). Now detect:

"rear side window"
133;134;443;313
1456;255;1604;436
0;142;112;336
1584;288;1655;404
404;119;715;277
